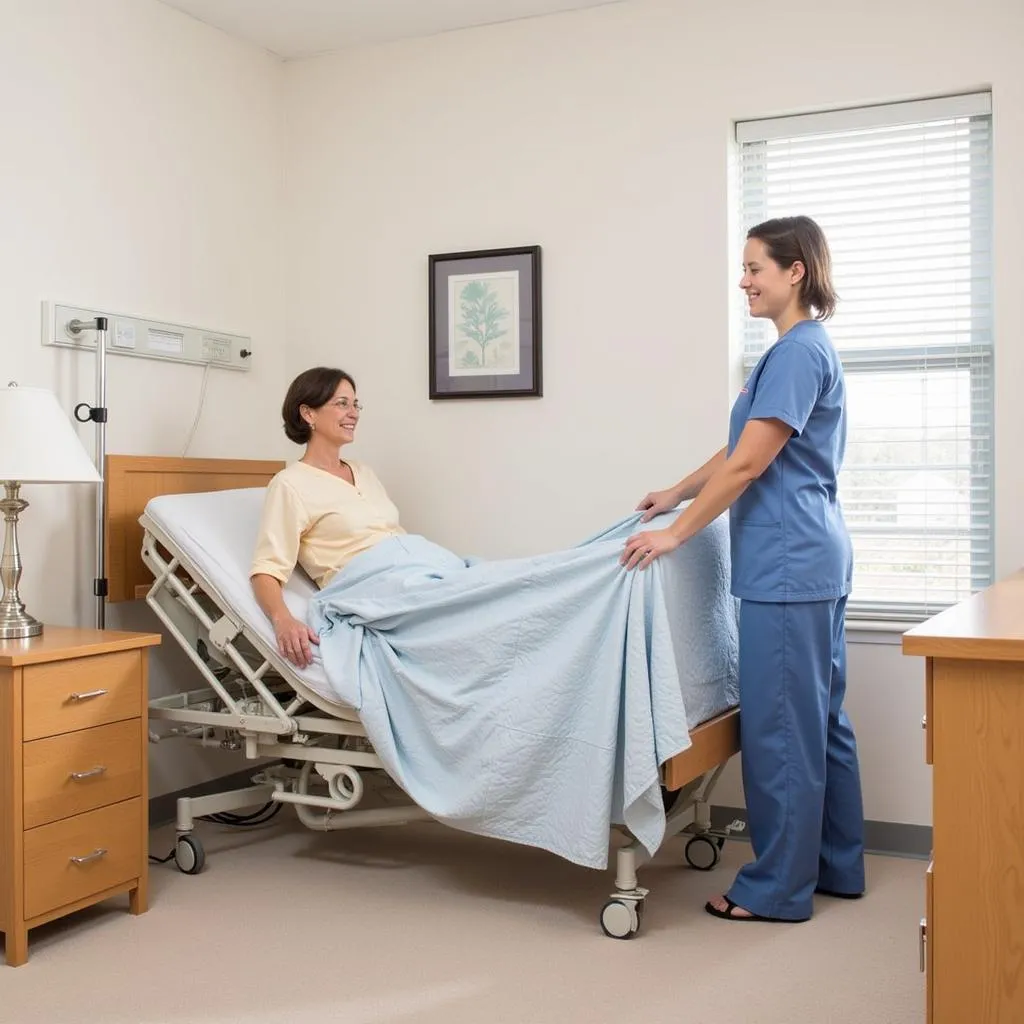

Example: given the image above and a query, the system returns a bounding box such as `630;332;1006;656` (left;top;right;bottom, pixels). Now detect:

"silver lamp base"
0;481;43;640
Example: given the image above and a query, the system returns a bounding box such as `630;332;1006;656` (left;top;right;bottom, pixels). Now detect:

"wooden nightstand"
0;627;160;967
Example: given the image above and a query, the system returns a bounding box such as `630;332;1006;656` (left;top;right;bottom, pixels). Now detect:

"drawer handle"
922;715;927;730
68;689;109;703
70;848;108;866
919;918;927;972
69;766;107;781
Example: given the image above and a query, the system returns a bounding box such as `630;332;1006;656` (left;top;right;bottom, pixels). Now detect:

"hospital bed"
106;455;742;939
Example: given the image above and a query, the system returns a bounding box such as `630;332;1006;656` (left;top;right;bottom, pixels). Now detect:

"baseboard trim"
149;768;266;828
710;805;932;860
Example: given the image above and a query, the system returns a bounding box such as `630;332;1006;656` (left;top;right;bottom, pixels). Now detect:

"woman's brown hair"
748;215;838;321
281;367;356;445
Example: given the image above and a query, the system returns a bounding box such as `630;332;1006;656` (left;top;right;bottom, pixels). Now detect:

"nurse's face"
739;237;804;322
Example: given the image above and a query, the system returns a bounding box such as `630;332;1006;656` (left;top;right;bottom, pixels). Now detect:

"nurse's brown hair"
748;216;838;321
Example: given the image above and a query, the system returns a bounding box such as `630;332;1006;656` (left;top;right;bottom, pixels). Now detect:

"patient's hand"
636;488;679;523
272;613;320;668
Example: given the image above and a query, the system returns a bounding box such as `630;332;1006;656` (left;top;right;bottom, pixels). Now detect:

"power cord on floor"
199;802;282;828
149;803;283;866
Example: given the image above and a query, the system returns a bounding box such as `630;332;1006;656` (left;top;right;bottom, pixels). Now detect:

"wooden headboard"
105;455;285;602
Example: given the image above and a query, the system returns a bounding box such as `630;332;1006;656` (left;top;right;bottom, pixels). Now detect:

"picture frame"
428;245;542;399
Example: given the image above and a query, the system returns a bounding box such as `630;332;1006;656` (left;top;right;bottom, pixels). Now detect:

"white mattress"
142;487;340;703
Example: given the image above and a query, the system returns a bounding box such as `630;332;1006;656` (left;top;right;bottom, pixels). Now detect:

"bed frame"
106;454;742;939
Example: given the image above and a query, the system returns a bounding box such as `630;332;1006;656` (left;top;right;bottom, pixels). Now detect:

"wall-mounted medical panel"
41;302;252;371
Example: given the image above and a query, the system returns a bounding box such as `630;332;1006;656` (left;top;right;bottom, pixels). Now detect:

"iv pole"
68;316;108;629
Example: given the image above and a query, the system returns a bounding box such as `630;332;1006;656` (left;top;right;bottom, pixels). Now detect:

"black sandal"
703;896;800;923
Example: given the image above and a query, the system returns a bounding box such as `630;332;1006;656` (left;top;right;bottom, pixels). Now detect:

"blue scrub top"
727;320;853;603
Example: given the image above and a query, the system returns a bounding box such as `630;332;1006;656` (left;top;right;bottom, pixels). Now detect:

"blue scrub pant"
727;597;865;921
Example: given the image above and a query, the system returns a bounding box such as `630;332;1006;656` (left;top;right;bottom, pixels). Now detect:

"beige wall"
0;0;290;796
283;0;1023;824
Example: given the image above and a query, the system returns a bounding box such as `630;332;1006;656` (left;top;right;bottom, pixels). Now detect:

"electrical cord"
181;360;212;457
199;802;282;828
149;804;283;865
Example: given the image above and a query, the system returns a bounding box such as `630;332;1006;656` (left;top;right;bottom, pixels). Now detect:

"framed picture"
428;245;542;399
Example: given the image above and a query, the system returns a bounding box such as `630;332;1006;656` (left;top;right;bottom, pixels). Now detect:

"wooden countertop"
903;570;1024;661
0;627;161;667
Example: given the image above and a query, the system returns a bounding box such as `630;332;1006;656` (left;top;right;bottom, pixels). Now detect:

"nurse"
621;215;865;922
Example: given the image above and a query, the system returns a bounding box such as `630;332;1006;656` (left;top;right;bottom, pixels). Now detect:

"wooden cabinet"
903;573;1024;1023
0;627;160;966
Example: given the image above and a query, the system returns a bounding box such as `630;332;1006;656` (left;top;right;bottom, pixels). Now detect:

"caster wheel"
600;899;640;939
685;835;720;871
175;834;206;875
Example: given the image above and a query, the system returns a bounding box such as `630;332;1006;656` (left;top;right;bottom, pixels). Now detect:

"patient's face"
309;379;361;448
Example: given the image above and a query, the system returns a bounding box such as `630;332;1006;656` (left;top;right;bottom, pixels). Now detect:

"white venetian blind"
736;93;994;621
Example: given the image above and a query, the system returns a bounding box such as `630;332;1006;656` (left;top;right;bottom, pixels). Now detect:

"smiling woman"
250;367;406;666
281;366;363;456
740;216;837;325
626;215;866;924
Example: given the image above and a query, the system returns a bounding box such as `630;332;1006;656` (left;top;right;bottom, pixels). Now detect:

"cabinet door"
925;861;933;1023
932;658;1024;1022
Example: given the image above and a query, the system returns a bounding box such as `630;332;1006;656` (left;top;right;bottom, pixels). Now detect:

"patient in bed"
250;366;404;668
248;366;737;871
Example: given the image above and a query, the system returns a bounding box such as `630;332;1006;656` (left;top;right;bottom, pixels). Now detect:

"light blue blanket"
307;510;737;870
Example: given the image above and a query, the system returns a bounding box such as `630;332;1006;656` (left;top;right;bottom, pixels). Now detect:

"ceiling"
158;0;625;60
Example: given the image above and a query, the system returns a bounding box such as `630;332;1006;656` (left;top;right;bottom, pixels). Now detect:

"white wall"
0;0;289;796
283;0;1024;825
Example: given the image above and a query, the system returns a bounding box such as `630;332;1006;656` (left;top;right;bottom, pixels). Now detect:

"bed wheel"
175;834;206;875
684;835;720;871
600;898;641;939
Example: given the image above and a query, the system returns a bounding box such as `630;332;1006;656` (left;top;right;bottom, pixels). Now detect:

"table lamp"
0;382;101;639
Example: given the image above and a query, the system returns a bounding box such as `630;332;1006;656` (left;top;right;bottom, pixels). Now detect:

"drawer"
23;719;142;830
23;651;141;741
23;798;142;921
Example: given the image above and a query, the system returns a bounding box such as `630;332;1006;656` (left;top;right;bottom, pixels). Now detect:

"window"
736;94;993;621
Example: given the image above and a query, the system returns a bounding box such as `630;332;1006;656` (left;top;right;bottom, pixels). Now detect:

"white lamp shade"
0;384;101;483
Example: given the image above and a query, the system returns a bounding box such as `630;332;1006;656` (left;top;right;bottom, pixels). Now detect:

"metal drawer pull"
70;848;108;866
919;918;927;972
68;689;108;703
69;766;107;781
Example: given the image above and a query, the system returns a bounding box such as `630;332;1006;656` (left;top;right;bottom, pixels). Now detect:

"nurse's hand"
621;528;680;570
636;488;680;522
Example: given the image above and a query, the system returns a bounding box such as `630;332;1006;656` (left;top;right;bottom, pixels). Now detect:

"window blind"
736;94;993;621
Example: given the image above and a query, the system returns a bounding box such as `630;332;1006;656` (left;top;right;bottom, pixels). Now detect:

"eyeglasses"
329;399;363;412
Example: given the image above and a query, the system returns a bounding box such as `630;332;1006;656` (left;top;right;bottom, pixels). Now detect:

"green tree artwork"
457;280;510;369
